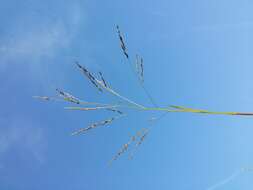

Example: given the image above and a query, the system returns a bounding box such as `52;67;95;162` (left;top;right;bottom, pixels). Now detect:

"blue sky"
1;0;253;189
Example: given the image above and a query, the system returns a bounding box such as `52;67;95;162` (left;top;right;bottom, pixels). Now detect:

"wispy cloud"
0;23;68;60
0;117;47;164
0;2;85;92
0;2;83;65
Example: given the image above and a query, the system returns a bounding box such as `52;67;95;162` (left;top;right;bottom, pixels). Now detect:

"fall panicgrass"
34;25;253;165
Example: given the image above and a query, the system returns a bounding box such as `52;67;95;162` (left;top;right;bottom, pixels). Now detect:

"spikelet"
98;72;108;88
135;54;144;83
128;128;149;159
109;128;149;164
75;62;103;92
140;57;144;83
109;142;131;164
136;129;149;146
56;89;81;104
71;117;116;136
33;96;51;101
106;108;124;115
116;25;129;59
32;96;65;102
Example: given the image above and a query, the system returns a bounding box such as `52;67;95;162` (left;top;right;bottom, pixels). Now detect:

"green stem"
142;107;253;116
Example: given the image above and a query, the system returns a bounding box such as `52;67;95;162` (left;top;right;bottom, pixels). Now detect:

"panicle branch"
71;115;125;136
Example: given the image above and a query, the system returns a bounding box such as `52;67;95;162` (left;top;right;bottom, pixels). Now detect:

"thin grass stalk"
95;79;146;109
64;105;120;111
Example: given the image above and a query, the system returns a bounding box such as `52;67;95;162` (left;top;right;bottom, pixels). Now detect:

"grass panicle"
34;26;253;166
